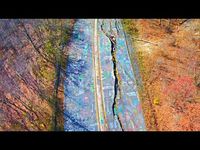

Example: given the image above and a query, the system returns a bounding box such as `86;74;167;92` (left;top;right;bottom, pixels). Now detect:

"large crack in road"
100;20;124;131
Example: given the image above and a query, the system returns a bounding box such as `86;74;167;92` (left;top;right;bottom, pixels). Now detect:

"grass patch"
122;19;139;38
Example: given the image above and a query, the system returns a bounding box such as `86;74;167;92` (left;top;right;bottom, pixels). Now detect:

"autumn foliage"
123;19;200;131
164;76;196;104
0;19;75;131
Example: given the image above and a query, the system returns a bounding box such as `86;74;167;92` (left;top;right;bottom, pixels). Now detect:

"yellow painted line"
93;19;107;131
92;19;100;131
94;19;104;131
96;22;109;130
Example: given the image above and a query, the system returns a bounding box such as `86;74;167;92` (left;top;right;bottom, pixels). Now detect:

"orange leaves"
155;102;177;131
162;76;200;130
164;76;196;101
163;76;196;114
124;19;200;131
177;103;200;131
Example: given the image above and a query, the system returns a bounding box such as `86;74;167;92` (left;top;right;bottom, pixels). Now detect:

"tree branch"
132;37;159;46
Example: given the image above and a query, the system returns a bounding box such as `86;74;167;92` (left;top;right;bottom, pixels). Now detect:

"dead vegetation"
0;19;75;131
123;19;200;131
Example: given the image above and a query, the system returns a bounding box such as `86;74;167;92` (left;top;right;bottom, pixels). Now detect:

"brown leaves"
124;19;200;131
164;76;196;100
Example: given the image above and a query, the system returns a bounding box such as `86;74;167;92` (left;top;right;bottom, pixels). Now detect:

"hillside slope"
0;19;75;131
122;19;200;131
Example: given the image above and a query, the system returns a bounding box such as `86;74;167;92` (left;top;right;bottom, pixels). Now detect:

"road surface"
64;19;146;131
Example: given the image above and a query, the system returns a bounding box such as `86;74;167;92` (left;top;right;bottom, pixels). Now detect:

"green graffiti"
90;84;95;92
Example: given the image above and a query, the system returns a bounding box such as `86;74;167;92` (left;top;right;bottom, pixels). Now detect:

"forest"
0;19;75;130
122;19;200;131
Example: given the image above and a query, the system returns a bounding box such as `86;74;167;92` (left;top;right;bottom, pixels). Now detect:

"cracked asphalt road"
64;19;146;131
